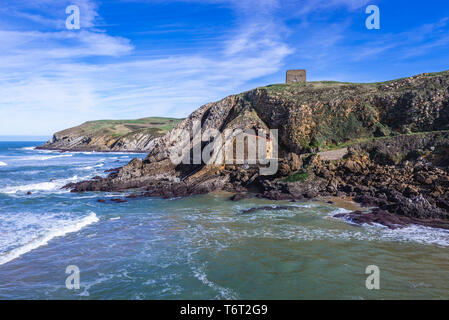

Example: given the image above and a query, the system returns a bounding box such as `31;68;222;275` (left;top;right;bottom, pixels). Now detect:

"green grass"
262;70;449;94
316;130;449;152
281;171;309;182
262;80;376;94
57;117;183;138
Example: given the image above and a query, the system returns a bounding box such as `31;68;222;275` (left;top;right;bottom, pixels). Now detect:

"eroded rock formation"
65;71;449;228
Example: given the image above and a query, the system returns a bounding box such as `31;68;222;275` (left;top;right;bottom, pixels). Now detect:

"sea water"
0;141;448;299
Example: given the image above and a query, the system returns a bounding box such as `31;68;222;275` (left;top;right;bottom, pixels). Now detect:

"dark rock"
262;190;293;201
59;71;449;230
334;208;449;230
436;199;449;211
230;193;246;201
240;205;294;215
279;153;303;176
354;194;387;207
110;198;128;203
334;208;408;229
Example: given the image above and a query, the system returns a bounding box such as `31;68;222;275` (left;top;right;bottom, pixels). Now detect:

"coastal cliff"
37;117;182;152
66;71;449;228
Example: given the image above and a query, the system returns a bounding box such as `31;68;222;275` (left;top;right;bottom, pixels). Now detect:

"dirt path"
318;147;348;161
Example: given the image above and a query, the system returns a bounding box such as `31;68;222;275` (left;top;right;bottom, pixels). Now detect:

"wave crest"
0;212;99;266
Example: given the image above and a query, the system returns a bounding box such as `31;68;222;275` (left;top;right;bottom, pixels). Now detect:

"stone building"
286;69;306;84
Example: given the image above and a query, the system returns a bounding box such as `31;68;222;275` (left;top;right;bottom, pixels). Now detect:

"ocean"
0;141;448;299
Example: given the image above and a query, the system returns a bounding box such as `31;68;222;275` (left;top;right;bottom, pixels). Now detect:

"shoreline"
228;192;449;230
62;132;449;233
94;183;449;231
316;196;366;212
28;139;449;231
35;146;148;154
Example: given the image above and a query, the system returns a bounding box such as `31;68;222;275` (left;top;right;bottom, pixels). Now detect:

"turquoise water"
0;142;448;299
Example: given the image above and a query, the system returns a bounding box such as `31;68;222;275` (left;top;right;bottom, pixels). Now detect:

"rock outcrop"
271;132;449;228
37;117;182;152
65;70;449;229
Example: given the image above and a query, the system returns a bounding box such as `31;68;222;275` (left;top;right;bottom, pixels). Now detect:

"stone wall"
286;70;306;83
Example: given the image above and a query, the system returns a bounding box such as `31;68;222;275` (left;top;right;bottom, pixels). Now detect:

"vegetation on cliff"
253;70;449;153
38;117;182;152
65;70;449;229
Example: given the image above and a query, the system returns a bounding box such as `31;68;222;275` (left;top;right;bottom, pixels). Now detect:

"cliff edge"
37;117;182;152
66;70;449;229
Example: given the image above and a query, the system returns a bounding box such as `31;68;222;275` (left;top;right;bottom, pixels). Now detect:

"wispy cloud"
0;0;293;135
0;0;100;28
0;0;448;135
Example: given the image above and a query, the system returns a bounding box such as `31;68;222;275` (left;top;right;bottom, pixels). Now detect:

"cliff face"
37;117;182;152
249;71;449;153
143;71;449;161
66;71;449;227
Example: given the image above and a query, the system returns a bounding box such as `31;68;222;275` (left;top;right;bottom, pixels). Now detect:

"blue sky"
1;0;449;136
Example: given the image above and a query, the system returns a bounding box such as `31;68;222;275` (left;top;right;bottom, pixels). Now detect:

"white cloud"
0;0;293;135
1;0;448;135
295;0;371;15
0;0;100;28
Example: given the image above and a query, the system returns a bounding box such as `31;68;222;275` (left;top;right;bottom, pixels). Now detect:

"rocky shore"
37;117;182;152
64;71;449;230
260;132;449;229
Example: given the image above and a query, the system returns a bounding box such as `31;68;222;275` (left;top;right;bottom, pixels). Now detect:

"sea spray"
0;212;99;266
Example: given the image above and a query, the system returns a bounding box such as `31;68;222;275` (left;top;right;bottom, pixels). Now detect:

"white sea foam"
79;273;114;297
35;149;55;154
20;147;36;151
191;262;239;300
0;212;99;266
364;224;449;247
80;163;104;170
236;220;449;247
0;175;83;194
325;207;352;218
180;203;449;248
18;154;73;161
329;211;449;246
0;161;7;166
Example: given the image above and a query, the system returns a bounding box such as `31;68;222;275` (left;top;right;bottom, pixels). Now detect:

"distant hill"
37;117;183;152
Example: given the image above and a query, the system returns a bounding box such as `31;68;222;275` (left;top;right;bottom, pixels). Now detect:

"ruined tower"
286;69;306;84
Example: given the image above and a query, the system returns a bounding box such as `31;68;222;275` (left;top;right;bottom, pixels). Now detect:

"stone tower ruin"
286;69;306;84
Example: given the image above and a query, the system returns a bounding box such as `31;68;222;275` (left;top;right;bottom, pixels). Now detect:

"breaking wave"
0;212;99;266
0;175;86;194
18;154;73;161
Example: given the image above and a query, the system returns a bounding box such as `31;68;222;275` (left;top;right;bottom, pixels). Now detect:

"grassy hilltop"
38;117;183;152
59;117;181;138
